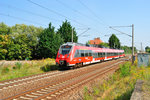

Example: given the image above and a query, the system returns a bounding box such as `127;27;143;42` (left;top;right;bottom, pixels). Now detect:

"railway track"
0;58;127;100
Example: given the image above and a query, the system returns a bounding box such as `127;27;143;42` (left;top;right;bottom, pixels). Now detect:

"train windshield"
59;45;72;55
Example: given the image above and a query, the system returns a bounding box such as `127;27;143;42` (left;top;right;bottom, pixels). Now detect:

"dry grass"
0;58;56;81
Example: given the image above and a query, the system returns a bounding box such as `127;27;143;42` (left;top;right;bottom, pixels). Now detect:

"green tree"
0;35;12;59
7;34;32;60
145;46;150;53
11;24;43;59
37;23;63;58
99;42;109;48
57;20;78;43
0;23;43;60
121;46;137;54
0;22;12;35
108;34;120;49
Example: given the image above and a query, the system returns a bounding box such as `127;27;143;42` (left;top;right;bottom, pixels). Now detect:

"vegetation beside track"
0;58;57;81
84;60;150;100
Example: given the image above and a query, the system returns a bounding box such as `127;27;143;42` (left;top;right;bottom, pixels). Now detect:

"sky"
0;0;150;50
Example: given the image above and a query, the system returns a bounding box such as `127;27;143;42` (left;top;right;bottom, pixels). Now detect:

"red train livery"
56;42;125;68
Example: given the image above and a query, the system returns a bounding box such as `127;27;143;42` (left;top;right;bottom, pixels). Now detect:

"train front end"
56;43;74;67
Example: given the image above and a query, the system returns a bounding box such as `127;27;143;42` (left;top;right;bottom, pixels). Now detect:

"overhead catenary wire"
109;26;132;37
0;13;47;26
27;0;89;28
78;28;90;36
77;0;112;37
78;0;109;27
55;0;103;24
0;3;61;22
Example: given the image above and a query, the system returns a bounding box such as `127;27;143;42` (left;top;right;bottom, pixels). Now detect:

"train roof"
62;42;124;52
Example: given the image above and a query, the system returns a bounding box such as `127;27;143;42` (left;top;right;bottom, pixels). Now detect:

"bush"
120;62;131;77
13;62;22;69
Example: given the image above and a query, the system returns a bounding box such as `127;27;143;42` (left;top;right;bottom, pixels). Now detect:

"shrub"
120;62;131;77
13;62;22;69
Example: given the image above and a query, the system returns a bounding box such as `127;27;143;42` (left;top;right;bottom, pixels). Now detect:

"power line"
27;0;107;37
0;13;46;26
0;3;61;22
78;0;109;27
104;33;129;37
27;0;89;27
55;0;102;24
109;26;132;37
78;28;90;36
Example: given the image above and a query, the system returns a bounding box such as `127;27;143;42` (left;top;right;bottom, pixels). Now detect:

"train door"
105;52;107;60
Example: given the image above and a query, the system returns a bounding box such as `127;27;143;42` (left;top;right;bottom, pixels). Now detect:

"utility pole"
109;24;135;64
72;28;73;42
141;42;143;53
132;24;134;64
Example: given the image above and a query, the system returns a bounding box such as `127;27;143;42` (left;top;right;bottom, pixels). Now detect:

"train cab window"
59;45;72;55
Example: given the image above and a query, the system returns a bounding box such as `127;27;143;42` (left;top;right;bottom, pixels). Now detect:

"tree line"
0;20;78;60
0;20;137;60
145;46;150;53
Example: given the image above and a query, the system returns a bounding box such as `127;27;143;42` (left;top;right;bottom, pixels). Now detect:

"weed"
13;62;22;69
1;67;9;74
84;87;93;100
120;62;130;77
93;87;100;96
115;88;134;100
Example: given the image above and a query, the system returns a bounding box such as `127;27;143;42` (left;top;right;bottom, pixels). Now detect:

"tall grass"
0;58;55;81
83;61;150;100
120;62;131;77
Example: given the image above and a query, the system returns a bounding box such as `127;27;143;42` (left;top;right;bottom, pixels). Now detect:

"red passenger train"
56;42;125;68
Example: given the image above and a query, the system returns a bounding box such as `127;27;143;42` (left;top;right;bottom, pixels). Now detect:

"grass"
0;58;56;81
84;59;150;100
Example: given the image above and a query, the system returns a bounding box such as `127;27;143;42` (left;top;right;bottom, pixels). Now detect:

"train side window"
102;53;104;57
85;50;88;57
89;50;92;56
99;53;102;57
81;50;84;57
98;52;100;57
96;53;98;58
107;53;109;56
93;52;96;58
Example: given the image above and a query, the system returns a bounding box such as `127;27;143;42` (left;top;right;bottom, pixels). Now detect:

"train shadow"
40;64;70;72
40;64;58;72
41;58;120;72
